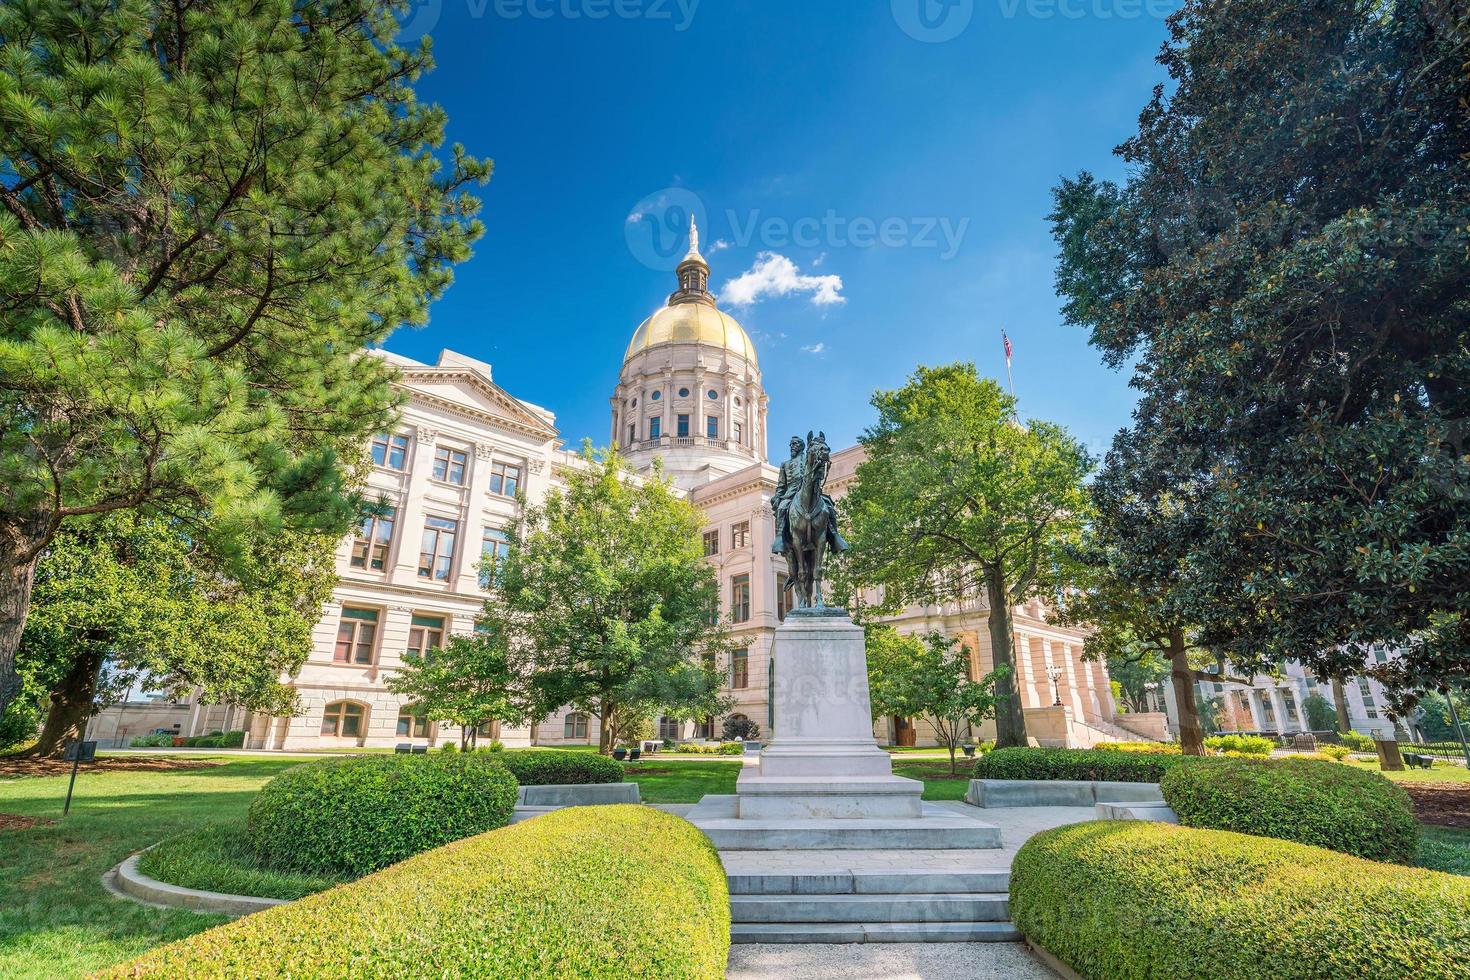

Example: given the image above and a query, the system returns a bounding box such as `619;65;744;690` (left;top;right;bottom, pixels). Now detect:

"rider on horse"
770;434;848;557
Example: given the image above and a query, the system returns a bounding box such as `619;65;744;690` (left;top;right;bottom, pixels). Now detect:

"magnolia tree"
0;0;488;719
387;631;529;749
838;364;1092;748
867;626;1006;774
471;447;731;754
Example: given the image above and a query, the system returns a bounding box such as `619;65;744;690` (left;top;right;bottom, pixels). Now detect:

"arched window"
564;712;589;739
396;704;430;739
321;701;366;738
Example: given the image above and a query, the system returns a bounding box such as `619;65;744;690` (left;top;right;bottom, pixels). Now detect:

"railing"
1397;738;1470;762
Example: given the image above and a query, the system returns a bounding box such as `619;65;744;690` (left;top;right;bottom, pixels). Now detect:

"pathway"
726;941;1056;979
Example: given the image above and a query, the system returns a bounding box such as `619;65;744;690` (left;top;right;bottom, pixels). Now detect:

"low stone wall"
515;782;641;807
966;779;1164;808
1113;712;1169;742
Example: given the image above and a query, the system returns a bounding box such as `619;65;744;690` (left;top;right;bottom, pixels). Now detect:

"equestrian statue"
771;431;848;610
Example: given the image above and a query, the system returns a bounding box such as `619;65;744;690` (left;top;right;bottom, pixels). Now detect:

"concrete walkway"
726;941;1056;979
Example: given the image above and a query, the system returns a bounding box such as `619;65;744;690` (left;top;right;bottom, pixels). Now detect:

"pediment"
396;367;558;440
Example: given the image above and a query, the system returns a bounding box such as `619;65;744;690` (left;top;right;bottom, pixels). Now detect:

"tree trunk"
984;566;1028;748
597;698;613;755
0;546;41;723
1330;677;1353;733
1167;630;1205;756
30;648;103;758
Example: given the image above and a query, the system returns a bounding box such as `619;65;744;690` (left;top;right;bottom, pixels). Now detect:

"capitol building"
97;227;1133;751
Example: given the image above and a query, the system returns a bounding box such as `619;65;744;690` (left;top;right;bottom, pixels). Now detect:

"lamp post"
1048;665;1063;707
1143;681;1161;713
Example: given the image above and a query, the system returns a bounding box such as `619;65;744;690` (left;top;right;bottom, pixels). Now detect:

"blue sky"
386;0;1179;459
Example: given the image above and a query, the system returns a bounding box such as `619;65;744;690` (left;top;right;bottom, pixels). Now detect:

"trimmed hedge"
247;754;518;875
1202;733;1274;756
105;806;729;980
674;742;747;755
1011;821;1470;980
495;748;623;785
974;747;1192;783
1161;757;1418;862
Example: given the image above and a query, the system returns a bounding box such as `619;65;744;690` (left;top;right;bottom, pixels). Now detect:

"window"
321;701;365;737
419;516;459;581
731;648;749;689
707;389;718;400
733;421;743;444
678;387;690;398
628;423;636;445
696;716;713;740
489;461;521;497
481;527;510;585
650;390;661;401
396;705;430;738
476;720;500;739
731;521;750;549
564;712;589;739
658;715;682;741
707;416;719;438
406;615;445;657
702;529;720;556
731;574;751;623
776;573;789;622
1358;678;1378;719
349;509;396;571
432;446;467;485
371;433;409;469
649;416;661;439
677;414;690;437
334;608;379;664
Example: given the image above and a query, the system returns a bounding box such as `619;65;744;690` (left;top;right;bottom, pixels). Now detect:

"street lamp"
1143;681;1161;712
1048;665;1064;707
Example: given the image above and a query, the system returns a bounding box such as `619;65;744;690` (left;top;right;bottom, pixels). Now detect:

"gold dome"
624;303;759;367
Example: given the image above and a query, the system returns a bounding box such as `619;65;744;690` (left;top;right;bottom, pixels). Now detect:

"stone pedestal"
735;610;923;820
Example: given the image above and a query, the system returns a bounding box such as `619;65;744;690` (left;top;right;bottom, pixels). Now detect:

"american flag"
1003;331;1012;362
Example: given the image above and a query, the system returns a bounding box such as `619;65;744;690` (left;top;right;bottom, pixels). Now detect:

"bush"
1340;730;1376;752
1096;741;1179;754
975;747;1193;783
674;742;746;755
721;716;760;741
246;754;518;875
0;699;40;751
220;729;246;748
1011;821;1470;980
1161;757;1418;862
106;806;729;980
1318;743;1353;761
129;733;174;748
495;749;622;786
1203;733;1274;756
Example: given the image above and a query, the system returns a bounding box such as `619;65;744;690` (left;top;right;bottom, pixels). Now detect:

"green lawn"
0;755;301;979
1345;758;1470;783
622;760;740;802
1418;825;1470;876
892;760;971;800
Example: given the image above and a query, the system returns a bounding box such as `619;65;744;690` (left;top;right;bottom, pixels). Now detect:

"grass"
0;754;303;979
1417;825;1470;877
622;760;740;802
892;760;972;800
1345;758;1470;783
137;822;345;900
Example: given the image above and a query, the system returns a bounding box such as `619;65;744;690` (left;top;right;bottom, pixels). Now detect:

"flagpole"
1002;329;1015;402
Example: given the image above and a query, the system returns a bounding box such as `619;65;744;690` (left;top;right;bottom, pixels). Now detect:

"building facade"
103;223;1119;750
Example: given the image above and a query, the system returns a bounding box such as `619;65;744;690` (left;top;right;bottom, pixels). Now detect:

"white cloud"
718;252;845;308
708;238;731;253
801;342;826;355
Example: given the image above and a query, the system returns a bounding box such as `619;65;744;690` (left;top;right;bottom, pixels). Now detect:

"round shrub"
1161;757;1418;862
975;746;1192;783
247;753;518;875
105;806;729;980
1339;729;1377;752
1011;821;1470;980
1203;733;1274;756
495;748;622;785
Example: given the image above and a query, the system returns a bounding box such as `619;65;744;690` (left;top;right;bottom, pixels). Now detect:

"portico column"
1268;687;1291;734
1246;690;1266;730
1294;681;1311;731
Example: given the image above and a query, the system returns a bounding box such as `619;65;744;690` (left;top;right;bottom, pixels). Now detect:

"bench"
1403;752;1434;770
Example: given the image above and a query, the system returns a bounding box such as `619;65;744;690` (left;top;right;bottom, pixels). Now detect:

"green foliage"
479;446;731;753
138;822;345;901
1011;821;1470;980
128;733;173;748
976;747;1190;783
1414;691;1470;742
494;749;623;786
1203;734;1274;756
720;716;760;741
1101;741;1180;754
1303;692;1338;731
1339;730;1376;752
1318;744;1353;761
838;364;1092;747
246;754;518;875
0;698;39;750
1161;758;1418;862
866;626;1006;772
1049;0;1470;699
106;806;730;980
0;0;489;717
674;742;745;755
387;631;528;747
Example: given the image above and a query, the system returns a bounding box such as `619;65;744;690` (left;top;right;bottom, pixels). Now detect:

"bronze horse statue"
782;430;845;610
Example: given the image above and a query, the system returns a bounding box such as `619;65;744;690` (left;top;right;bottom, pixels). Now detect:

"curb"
1024;937;1083;980
106;851;286;917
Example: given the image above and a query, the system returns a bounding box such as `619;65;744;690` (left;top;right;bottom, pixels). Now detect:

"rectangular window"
419;516;459;581
707;416;719;438
432;446;467;485
349;509;396;571
731;521;750;549
702;529;720;556
489;461;521;498
677;414;690;438
371;433;409;470
696;716;713;740
776;573;789;622
628;423;636;445
731;574;751;623
406;614;446;658
658;715;681;741
481;527;510;585
649;416;661;439
396;708;429;738
1358;678;1378;718
733;421;743;444
333;608;379;665
731;648;749;689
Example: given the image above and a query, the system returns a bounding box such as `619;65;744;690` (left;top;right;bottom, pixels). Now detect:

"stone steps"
730;921;1021;944
689;796;1002;850
731;892;1011;924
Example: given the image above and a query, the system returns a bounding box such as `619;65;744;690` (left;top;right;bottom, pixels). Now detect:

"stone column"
1268;687;1291;734
1246;689;1267;731
391;426;438;586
